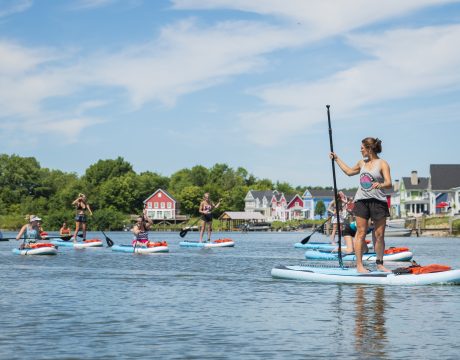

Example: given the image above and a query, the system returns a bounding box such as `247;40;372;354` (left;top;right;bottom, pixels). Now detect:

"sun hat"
30;216;42;222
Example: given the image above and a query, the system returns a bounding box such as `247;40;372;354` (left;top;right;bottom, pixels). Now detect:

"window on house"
161;202;165;209
157;211;163;218
147;203;152;209
154;202;159;209
295;201;299;207
158;193;162;198
167;202;172;209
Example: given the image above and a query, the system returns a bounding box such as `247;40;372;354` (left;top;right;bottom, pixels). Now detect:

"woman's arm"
199;201;205;214
213;199;222;209
330;153;361;176
16;225;27;240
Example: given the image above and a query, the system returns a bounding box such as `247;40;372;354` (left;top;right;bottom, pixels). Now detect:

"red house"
143;189;177;220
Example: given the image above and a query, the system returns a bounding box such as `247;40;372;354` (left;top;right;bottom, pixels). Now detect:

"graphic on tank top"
360;172;375;191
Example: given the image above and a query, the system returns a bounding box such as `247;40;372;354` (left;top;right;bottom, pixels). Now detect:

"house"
302;189;355;220
143;189;178;220
219;211;267;230
399;171;430;217
384;180;401;218
244;190;275;219
429;164;460;215
244;190;304;222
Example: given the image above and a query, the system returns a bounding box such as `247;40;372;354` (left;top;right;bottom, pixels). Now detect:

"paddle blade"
179;229;188;238
77;233;84;238
300;234;312;244
101;231;114;247
60;236;72;241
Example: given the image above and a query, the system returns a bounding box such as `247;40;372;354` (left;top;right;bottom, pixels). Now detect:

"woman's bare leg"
73;222;80;243
330;223;337;244
373;218;390;272
199;222;205;242
207;223;212;241
354;217;369;273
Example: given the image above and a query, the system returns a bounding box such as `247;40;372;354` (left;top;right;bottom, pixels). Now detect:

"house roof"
248;190;278;201
402;177;429;190
219;211;266;220
143;188;176;203
430;164;460;191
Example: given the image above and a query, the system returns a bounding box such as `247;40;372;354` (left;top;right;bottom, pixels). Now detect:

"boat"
12;243;58;255
271;264;460;285
304;247;413;262
50;238;103;249
294;240;373;250
387;219;406;228
179;238;235;248
111;241;169;254
384;227;412;237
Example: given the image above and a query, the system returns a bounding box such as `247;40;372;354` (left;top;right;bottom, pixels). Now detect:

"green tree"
83;157;134;187
315;200;326;219
177;185;203;216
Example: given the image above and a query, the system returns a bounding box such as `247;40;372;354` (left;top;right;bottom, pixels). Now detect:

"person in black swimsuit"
199;193;221;243
72;193;93;242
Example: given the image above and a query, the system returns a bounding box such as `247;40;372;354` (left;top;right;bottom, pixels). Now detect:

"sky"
1;0;459;189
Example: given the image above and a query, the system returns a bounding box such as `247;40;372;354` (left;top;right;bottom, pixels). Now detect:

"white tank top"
354;159;387;202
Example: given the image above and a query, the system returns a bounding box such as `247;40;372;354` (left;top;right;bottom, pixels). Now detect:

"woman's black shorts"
353;199;389;221
75;214;87;223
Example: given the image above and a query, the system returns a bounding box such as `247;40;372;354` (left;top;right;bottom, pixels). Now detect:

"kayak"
179;238;235;248
51;239;103;249
304;248;413;262
111;241;169;254
294;241;373;250
12;243;58;256
271;265;460;285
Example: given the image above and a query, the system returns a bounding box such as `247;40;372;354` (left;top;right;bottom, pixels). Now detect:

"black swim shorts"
75;214;87;223
353;199;389;221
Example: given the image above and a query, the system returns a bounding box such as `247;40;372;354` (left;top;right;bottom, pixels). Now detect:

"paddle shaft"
180;216;205;238
101;230;114;247
0;235;79;241
300;215;332;244
327;105;344;268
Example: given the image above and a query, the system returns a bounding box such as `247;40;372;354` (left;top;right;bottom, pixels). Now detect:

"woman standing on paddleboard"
199;193;221;243
72;193;92;243
330;137;391;273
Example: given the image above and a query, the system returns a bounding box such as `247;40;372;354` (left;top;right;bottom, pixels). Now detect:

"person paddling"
330;137;392;273
15;215;43;249
60;222;71;239
132;211;153;247
199;193;221;243
72;193;93;242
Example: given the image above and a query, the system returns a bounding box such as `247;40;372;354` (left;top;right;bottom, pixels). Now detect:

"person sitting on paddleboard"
132;210;153;247
330;137;392;273
15;215;44;249
333;219;373;255
59;221;71;239
199;193;221;243
72;193;93;243
327;191;348;245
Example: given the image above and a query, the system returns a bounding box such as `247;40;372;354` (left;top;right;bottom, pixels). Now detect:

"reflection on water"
354;287;387;359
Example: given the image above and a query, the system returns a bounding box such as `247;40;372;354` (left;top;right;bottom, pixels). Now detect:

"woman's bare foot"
356;266;370;273
377;264;391;272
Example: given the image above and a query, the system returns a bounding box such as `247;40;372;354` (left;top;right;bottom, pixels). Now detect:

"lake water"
1;231;459;359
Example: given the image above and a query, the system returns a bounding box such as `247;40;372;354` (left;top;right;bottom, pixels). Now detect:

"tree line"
0;153;337;231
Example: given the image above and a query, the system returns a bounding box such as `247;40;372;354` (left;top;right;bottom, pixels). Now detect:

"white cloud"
71;0;116;10
172;0;460;37
0;0;32;18
240;24;460;145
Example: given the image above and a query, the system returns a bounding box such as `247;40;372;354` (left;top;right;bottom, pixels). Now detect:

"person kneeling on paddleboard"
16;215;44;249
330;137;392;273
132;211;153;247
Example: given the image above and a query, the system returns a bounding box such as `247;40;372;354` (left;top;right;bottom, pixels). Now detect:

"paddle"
300;215;333;244
326;105;344;268
0;235;80;241
179;217;202;238
101;230;114;247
